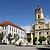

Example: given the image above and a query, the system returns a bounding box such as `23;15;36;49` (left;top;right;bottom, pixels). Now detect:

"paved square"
0;45;37;50
0;45;50;50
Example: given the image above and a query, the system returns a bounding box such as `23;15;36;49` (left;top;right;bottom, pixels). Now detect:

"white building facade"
0;20;26;45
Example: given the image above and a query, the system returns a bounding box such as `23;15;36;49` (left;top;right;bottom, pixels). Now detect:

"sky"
0;0;50;33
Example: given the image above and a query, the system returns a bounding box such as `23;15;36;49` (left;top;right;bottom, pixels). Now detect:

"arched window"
39;32;41;35
38;15;40;19
47;32;48;35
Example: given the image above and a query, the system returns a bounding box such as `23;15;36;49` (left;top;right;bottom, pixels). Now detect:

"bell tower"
35;5;45;24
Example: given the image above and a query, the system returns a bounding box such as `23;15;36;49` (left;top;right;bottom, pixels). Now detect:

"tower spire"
38;4;40;8
35;5;45;24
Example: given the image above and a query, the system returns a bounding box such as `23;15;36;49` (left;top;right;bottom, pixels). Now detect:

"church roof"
35;5;42;12
0;20;25;31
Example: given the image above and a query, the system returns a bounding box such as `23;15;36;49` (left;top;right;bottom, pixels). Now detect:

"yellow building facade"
30;5;50;44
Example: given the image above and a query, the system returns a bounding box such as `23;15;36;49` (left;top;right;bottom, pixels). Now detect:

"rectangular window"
16;29;17;32
18;30;20;33
3;27;6;30
47;32;48;35
12;28;13;31
14;29;15;32
10;27;11;31
3;27;4;30
21;31;22;34
5;27;6;30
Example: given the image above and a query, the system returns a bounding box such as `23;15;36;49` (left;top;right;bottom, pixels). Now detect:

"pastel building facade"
0;20;26;44
30;5;50;44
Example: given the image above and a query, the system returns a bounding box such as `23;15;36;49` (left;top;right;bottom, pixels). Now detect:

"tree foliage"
0;32;3;42
33;37;37;44
7;33;12;44
27;38;31;42
38;36;46;43
47;35;50;41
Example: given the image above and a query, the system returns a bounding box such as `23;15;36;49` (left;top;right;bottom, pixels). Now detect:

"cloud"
21;25;30;33
21;16;50;33
45;16;50;23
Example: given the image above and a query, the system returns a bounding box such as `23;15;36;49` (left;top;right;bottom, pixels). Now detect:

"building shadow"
37;48;50;50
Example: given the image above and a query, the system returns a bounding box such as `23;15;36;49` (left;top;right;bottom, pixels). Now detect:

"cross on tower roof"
38;4;40;8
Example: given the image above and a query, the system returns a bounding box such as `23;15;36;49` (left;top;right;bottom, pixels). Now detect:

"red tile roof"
0;20;25;31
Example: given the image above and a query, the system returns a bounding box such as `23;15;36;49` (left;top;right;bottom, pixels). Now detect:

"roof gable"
0;20;25;31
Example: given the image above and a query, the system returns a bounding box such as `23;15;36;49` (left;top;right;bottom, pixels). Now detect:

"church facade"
30;5;50;44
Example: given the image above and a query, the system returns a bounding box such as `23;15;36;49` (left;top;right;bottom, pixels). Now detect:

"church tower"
35;5;45;24
30;5;49;45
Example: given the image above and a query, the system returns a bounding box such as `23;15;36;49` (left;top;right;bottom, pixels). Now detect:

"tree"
27;37;31;42
0;32;3;42
14;34;19;39
33;37;37;44
7;33;12;44
47;35;50;44
38;36;46;44
14;34;16;38
13;34;19;44
47;35;50;41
